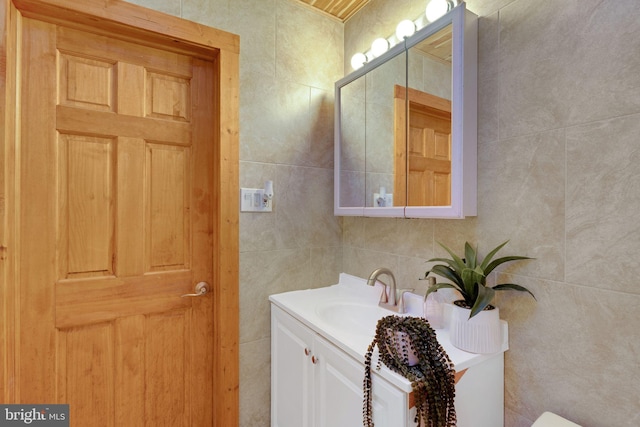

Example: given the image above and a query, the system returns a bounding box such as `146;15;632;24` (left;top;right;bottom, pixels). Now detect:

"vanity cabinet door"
271;305;408;427
271;306;315;427
313;335;363;427
314;335;407;427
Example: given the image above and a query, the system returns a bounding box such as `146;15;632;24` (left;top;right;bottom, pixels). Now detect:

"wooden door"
407;101;452;206
15;15;218;426
394;86;451;206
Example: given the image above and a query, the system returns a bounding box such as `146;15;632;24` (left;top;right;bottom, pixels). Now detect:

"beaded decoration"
363;315;456;427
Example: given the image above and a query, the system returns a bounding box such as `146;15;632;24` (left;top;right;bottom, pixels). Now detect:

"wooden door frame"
0;1;239;425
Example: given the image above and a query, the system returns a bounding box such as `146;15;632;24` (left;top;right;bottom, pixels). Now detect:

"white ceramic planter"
449;302;502;354
384;329;419;366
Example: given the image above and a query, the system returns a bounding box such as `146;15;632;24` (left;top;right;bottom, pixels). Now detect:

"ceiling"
294;0;371;22
294;0;452;64
415;25;452;63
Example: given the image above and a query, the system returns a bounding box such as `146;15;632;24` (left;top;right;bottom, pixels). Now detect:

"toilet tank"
532;412;581;427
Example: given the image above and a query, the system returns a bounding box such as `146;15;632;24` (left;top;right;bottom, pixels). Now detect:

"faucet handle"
397;288;414;294
396;288;414;314
377;283;389;304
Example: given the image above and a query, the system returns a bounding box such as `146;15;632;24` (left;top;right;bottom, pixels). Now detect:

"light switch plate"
240;188;272;212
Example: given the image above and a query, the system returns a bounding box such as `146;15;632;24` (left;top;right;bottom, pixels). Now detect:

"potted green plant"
424;240;535;353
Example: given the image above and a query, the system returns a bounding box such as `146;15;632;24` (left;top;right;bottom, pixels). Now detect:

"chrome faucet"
366;268;413;313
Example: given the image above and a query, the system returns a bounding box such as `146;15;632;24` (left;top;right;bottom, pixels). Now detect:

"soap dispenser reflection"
424;276;444;329
376;187;386;207
374;187;393;207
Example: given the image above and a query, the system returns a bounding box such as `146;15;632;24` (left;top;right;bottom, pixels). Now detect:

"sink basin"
270;273;509;384
315;301;390;337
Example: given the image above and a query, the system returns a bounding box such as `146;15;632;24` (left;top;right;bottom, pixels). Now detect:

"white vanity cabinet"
270;274;507;427
271;306;406;427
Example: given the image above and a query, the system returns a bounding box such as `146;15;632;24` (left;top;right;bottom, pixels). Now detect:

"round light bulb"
350;52;367;70
396;19;416;40
426;0;452;22
371;38;390;58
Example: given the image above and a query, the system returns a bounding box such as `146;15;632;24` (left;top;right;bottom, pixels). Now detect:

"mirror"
334;4;477;218
337;49;407;214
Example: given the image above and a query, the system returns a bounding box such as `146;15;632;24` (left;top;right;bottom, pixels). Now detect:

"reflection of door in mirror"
394;86;451;206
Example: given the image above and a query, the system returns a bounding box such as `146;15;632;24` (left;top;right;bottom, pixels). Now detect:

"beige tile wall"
126;0;640;425
344;0;640;426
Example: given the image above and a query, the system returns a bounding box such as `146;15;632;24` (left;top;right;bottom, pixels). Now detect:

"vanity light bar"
350;0;459;70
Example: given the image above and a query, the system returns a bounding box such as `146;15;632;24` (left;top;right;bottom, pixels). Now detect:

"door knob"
181;281;210;297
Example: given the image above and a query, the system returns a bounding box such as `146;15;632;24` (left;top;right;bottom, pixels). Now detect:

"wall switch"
240;188;273;212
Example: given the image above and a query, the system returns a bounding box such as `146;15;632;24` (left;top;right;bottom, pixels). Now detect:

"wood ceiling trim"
294;0;371;22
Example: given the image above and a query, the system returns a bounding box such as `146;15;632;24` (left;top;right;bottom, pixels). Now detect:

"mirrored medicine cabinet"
334;4;478;218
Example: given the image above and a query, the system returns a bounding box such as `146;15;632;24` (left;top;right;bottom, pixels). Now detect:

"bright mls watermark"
0;405;69;426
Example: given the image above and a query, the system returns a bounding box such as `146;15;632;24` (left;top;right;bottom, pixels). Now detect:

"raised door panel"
56;323;115;421
58;53;115;111
146;71;191;121
146;143;190;272
143;311;189;426
57;134;115;278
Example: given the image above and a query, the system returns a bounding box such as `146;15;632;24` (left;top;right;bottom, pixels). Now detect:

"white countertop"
269;273;508;393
